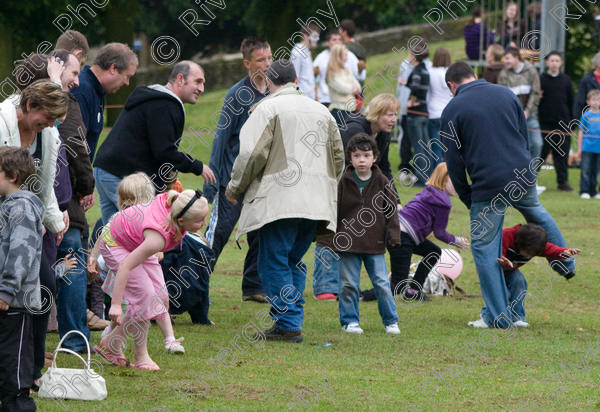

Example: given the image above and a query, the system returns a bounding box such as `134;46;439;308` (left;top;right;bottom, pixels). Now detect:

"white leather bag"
38;330;107;401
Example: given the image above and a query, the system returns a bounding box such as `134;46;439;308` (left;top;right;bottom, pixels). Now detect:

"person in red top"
497;223;580;327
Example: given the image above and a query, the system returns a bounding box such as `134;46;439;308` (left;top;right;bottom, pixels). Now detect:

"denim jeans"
505;269;527;322
312;244;340;295
579;151;600;196
407;115;431;184
427;118;446;168
94;167;122;224
471;183;575;328
338;253;398;326
257;218;316;332
56;228;90;351
526;117;543;161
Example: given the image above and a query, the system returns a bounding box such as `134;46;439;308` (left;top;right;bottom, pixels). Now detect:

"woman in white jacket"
0;80;69;237
326;44;360;129
426;47;453;168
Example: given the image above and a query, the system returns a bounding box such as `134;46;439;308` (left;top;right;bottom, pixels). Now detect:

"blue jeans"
338;253;398;326
579;151;600;196
257;218;316;332
471;183;575;328
505;269;527;322
427;118;446;168
94;167;122;224
56;228;90;351
312;245;340;295
526;117;543;160
407;115;432;184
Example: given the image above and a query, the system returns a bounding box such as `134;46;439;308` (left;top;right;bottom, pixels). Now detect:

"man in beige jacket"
226;60;345;342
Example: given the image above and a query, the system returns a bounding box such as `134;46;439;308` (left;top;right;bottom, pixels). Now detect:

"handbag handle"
52;330;92;370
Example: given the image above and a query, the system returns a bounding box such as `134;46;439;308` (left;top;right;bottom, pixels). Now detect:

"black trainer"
563;271;576;280
254;327;303;343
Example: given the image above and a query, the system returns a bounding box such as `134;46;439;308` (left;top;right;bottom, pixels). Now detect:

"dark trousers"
541;122;571;185
389;232;441;292
33;252;54;381
0;311;36;412
204;187;264;296
399;115;413;172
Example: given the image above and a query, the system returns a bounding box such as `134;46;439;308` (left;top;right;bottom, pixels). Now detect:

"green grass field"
36;39;600;411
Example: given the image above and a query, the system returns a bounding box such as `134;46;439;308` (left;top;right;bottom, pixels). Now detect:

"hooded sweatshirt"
398;185;457;245
0;190;43;311
94;84;204;191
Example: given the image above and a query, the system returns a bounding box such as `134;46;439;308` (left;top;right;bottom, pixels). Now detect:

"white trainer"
536;185;546;195
581;193;591;199
385;323;401;335
594;194;600;200
165;337;185;354
467;317;489;328
513;320;530;328
342;322;364;334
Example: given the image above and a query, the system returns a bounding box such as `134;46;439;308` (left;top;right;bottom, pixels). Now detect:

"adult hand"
397;203;402;211
0;299;9;311
225;188;237;205
63;210;70;232
397;78;407;85
47;56;65;85
497;256;514;269
353;84;361;95
202;165;217;185
109;304;122;325
560;248;581;259
55;227;67;247
456;237;470;250
524;110;528;120
80;193;95;211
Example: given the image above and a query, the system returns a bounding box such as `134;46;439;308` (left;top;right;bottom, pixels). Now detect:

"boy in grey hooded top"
0;147;43;412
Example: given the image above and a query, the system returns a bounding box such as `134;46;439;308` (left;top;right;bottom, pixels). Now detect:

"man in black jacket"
93;61;216;224
573;51;600;119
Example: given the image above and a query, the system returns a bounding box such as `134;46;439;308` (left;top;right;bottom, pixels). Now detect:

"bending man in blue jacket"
440;62;576;329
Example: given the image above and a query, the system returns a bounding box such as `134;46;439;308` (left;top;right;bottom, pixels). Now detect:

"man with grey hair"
226;60;344;342
573;51;600;118
71;42;138;161
93;60;215;223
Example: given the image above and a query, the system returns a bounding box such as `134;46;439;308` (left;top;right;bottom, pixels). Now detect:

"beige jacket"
327;68;360;112
0;97;65;233
227;83;345;239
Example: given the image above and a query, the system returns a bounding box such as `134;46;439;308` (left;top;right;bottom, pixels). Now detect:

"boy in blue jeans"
334;133;401;335
577;89;600;199
497;223;580;327
0;147;43;412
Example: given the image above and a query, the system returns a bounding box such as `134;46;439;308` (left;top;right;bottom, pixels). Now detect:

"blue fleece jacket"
71;65;105;162
440;79;535;208
203;76;267;203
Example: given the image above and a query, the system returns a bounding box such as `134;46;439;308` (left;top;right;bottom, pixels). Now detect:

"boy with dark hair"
335;133;400;335
0;147;43;412
56;29;90;65
497;223;580;327
539;51;574;192
339;19;367;77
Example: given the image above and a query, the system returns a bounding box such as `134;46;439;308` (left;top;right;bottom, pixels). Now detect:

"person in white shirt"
313;31;366;106
426;47;453;168
291;30;319;99
326;44;361;127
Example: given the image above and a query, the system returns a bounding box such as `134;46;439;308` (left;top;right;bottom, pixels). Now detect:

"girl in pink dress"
96;189;209;370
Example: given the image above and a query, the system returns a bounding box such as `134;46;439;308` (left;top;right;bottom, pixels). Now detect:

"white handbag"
38;330;107;401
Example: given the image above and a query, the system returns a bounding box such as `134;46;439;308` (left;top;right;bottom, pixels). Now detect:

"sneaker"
513;320;530;328
165;337;185;354
254;327;303;343
557;183;574;192
315;293;337;301
594;194;600;199
467;317;489;328
581;193;591;199
541;164;554;170
341;322;364;334
536;185;546;195
385;323;401;335
242;294;268;303
563;271;576;280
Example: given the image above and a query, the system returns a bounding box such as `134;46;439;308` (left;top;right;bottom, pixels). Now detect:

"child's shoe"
563;271;576;280
341;322;363;334
384;323;401;335
594;194;600;199
467;317;489;328
513;320;530;328
315;293;337;301
165;337;185;354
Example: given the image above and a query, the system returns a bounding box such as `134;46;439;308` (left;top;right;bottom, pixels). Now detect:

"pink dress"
100;193;187;321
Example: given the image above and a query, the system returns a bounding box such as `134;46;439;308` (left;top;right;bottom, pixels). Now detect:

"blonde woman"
326;44;360;127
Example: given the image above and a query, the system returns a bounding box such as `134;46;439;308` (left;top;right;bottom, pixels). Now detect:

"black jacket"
573;70;600;119
94;85;204;190
341;115;400;203
539;72;573;126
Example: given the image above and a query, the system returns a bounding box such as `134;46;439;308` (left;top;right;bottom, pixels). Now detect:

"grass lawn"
37;38;600;411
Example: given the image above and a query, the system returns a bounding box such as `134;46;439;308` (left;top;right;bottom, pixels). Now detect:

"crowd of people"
0;10;596;409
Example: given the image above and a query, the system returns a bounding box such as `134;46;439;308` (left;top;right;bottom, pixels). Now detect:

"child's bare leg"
155;315;174;340
101;324;127;355
129;318;153;365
